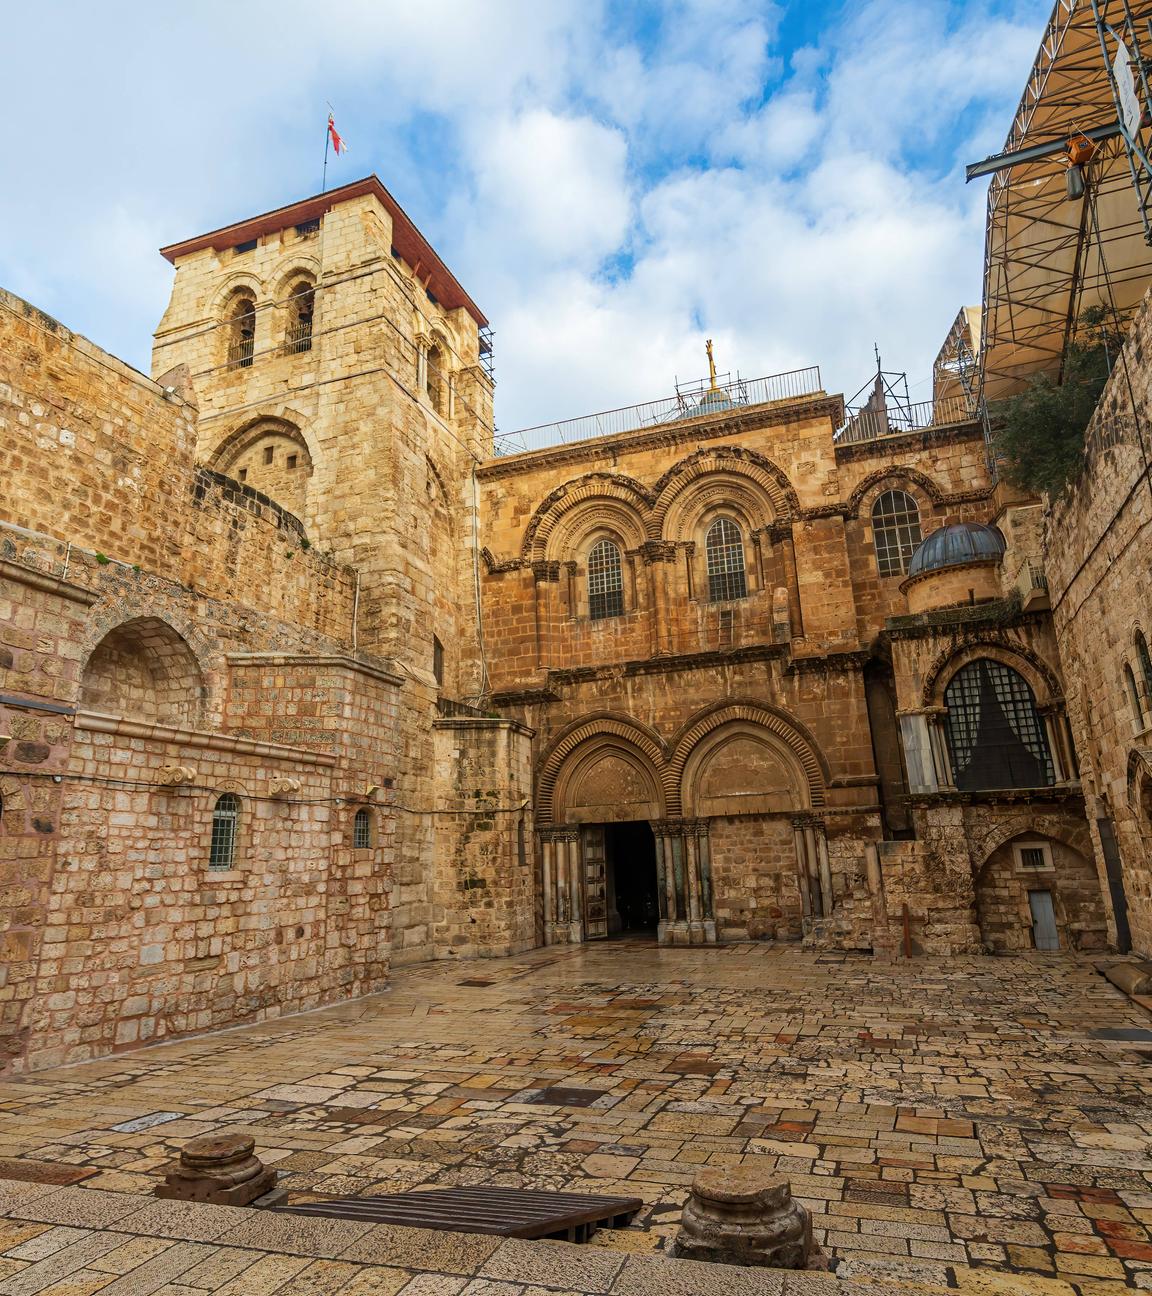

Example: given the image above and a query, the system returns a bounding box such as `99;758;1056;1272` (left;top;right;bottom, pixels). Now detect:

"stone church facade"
0;175;1123;1074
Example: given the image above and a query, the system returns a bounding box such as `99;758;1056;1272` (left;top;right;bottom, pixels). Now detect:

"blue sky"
0;0;1048;435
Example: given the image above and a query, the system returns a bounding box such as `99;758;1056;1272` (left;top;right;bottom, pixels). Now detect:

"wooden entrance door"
581;826;608;940
1028;889;1059;951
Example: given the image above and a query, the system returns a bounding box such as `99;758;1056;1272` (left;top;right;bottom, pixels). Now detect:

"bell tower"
151;176;494;698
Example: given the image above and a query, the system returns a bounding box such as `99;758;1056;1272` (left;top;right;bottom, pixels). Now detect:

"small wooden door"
582;826;608;940
1028;890;1059;951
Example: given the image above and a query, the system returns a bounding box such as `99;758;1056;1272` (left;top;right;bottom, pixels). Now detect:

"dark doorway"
604;822;659;934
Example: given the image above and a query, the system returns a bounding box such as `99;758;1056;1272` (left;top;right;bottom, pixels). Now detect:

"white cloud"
0;0;1050;436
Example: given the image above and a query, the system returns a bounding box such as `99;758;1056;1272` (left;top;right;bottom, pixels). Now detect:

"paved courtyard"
2;942;1152;1294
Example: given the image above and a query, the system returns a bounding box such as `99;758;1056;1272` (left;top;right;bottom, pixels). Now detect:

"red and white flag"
327;114;348;156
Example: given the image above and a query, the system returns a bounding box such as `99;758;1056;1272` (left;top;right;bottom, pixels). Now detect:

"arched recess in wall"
537;716;670;825
209;416;316;525
522;474;653;562
649;447;798;540
80;617;205;727
668;703;827;817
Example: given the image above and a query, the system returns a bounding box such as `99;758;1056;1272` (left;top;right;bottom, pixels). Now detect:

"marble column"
652;819;716;944
539;825;580;945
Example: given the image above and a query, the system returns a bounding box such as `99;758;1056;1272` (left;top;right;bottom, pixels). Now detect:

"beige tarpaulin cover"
979;0;1152;402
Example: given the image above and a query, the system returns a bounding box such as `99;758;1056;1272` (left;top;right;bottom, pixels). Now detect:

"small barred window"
871;490;922;577
208;793;240;870
588;539;624;620
705;517;747;601
353;808;373;849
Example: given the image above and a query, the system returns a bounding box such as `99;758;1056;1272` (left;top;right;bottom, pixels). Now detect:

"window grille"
943;659;1054;791
871;490;922;577
208;794;240;870
286;282;314;354
286;454;298;470
1019;847;1046;869
705;518;747;601
353;808;373;849
295;218;320;236
588;539;624;619
227;297;256;368
1127;663;1146;728
263;445;274;465
234;239;257;254
1138;633;1152;707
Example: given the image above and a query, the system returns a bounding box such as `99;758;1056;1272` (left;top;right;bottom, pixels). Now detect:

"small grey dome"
907;522;1005;577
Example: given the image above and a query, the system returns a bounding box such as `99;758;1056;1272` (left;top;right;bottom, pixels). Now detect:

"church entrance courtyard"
3;944;1152;1293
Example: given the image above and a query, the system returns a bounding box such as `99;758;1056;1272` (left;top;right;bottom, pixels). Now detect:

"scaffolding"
972;0;1152;404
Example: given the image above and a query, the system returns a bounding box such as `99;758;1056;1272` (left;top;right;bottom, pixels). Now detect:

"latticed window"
1137;633;1152;712
871;490;922;577
353;808;373;849
285;281;314;354
208;793;240;870
706;517;747;601
943;659;1054;791
588;539;624;620
227;296;256;368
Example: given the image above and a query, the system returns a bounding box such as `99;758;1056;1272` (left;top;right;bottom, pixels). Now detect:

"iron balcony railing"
494;365;823;455
834;392;979;444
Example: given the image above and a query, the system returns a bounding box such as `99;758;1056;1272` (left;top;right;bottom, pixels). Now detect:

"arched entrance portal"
538;723;672;944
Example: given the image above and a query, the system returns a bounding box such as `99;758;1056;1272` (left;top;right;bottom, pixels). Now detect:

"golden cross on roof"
706;338;719;390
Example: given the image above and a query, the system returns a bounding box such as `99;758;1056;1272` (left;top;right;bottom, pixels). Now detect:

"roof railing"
493;365;823;456
834;392;980;445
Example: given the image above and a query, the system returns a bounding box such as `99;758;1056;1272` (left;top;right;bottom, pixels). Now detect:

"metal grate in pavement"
271;1185;642;1241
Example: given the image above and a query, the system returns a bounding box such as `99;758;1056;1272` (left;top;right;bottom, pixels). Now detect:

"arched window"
1137;632;1152;711
208;793;240;870
285;280;314;354
705;517;747;601
871;489;923;577
426;340;447;414
353;807;374;849
227;294;256;368
588;539;624;620
943;659;1054;791
1126;663;1146;729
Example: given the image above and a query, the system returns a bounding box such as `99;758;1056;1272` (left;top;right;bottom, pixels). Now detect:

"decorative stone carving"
672;1167;819;1269
156;765;196;786
269;777;301;796
155;1131;282;1207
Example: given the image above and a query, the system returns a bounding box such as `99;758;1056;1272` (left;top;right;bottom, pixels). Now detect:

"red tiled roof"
159;175;487;328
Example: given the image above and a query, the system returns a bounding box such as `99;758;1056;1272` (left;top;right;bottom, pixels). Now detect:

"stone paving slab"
1;943;1152;1292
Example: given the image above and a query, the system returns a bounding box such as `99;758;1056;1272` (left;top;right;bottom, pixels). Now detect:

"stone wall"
1046;285;1152;954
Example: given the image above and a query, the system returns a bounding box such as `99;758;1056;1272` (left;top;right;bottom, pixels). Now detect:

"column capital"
531;560;562;583
538;823;579;842
790;812;826;830
651;817;688;836
639;540;678;565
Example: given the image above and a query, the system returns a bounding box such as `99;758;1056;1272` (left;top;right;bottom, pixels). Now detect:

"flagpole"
322;119;330;194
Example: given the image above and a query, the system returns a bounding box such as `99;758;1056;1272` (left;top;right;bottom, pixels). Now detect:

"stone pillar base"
659;919;717;946
545;922;578;945
156;1132;278;1207
672;1167;821;1270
